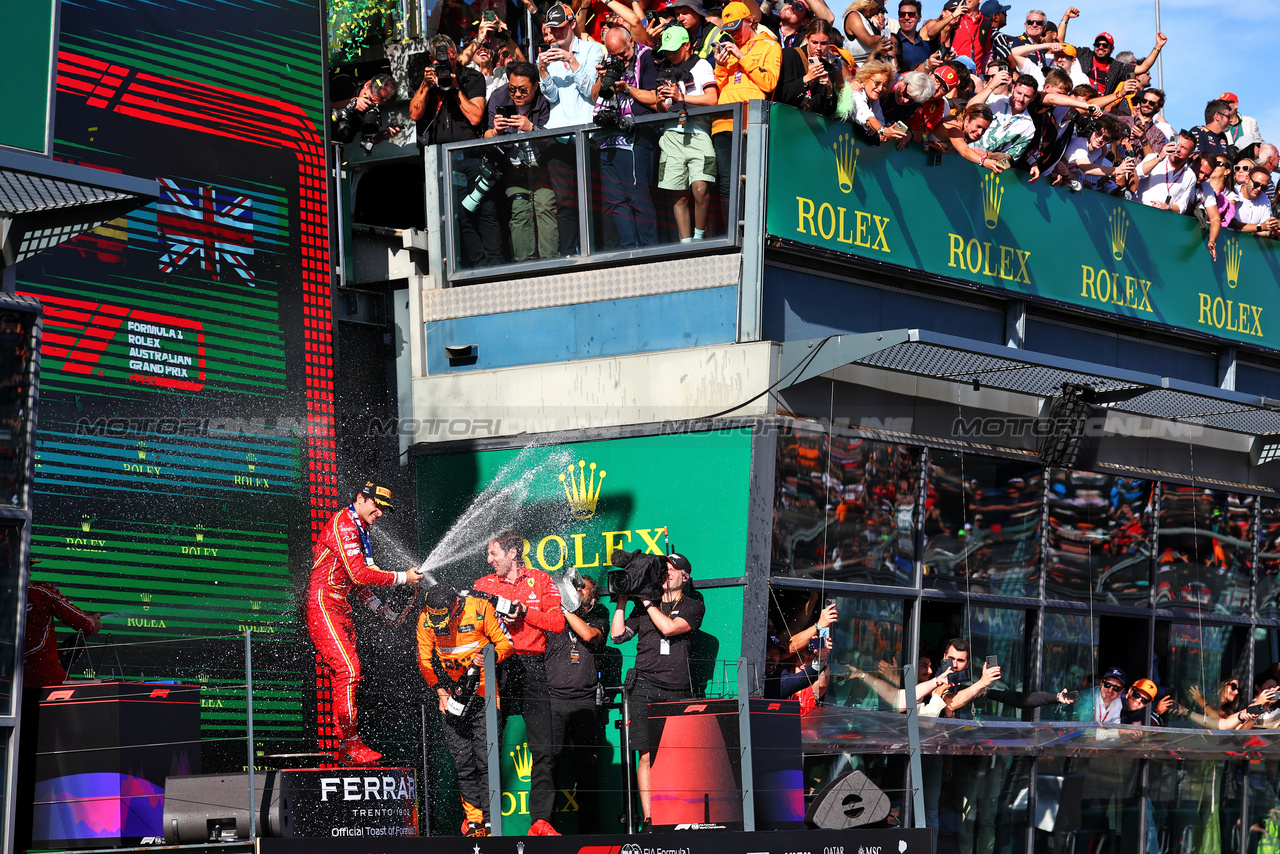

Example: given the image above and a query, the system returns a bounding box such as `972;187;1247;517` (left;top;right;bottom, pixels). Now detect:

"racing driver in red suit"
24;578;101;691
308;481;424;764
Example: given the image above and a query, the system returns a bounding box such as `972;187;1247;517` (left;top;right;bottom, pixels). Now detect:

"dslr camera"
434;45;454;90
593;54;634;134
331;98;384;154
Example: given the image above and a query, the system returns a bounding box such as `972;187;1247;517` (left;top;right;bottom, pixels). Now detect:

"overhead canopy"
778;329;1280;439
0;146;156;267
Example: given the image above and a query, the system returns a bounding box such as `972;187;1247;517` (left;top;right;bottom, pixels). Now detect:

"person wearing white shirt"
1232;167;1279;237
1062;114;1132;191
536;3;605;255
969;68;1037;162
1136;132;1197;212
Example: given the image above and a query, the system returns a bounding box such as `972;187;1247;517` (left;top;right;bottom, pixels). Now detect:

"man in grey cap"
671;0;724;62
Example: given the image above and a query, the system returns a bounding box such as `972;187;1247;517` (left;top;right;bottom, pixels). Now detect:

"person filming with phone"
776;19;849;116
483;62;557;262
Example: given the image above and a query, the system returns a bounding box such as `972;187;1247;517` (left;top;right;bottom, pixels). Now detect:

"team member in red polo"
471;528;565;836
308;482;424;765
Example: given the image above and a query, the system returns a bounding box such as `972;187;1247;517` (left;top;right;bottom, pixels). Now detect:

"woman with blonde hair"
841;59;907;143
842;0;887;63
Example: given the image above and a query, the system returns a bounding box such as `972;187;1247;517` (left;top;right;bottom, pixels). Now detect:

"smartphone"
985;654;999;670
483;10;497;21
1248;702;1266;716
891;120;908;134
1062;690;1080;700
808;55;821;67
497;105;517;117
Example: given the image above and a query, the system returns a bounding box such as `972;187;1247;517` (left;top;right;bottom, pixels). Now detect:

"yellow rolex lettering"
1213;297;1227;329
1137;279;1152;312
536;535;566;572
817;203;836;239
1015;249;1031;284
572;532;600;568
966;239;982;273
635;528;666;554
836;207;854;244
854;210;870;247
982;241;994;276
797;197;816;235
1081;265;1097;299
871;215;890;252
1251;305;1264;337
999;245;1013;280
949;234;965;269
602;530;632;556
1198;293;1212;325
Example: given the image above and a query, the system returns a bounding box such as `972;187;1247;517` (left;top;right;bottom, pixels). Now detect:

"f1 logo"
149;688;170;699
47;689;75;701
683;704;707;713
767;703;781;710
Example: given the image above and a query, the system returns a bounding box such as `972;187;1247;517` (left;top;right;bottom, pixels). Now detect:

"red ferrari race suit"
24;582;99;691
307;505;405;743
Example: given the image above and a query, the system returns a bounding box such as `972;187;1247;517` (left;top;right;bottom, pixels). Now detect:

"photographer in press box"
331;73;401;155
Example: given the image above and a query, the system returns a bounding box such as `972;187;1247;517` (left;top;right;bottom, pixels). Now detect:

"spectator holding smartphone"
484;62;557;261
776;19;847;116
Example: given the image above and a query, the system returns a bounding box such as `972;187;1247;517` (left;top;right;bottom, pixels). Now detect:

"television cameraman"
410;34;499;268
330;73;402;154
610;552;704;831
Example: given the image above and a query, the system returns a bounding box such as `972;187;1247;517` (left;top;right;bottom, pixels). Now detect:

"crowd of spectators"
348;0;1278;265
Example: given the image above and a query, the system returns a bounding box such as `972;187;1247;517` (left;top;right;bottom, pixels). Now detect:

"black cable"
700;335;837;420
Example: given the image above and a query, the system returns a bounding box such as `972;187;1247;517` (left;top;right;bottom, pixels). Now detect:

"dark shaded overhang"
779;329;1280;439
0;146;157;266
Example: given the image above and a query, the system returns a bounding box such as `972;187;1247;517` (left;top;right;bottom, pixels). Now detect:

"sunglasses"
1025;19;1044;26
1101;682;1124;692
1129;689;1152;705
508;84;531;94
1140;99;1160;107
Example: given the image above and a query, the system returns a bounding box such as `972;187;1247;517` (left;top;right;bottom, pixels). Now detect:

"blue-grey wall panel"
762;265;1004;344
426;286;738;373
1024;318;1217;387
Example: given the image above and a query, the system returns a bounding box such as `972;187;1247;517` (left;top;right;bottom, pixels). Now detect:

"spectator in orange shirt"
712;1;781;230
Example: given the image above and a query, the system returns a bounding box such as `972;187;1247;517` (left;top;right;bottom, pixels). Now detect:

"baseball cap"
658;25;690;54
953;54;977;73
1101;667;1127;686
1094;31;1114;45
357;481;395;512
1056;43;1076;58
672;0;708;15
932;64;960;91
1130;679;1158;702
668;553;693;574
543;2;574;28
1220;92;1239;104
943;0;961;10
979;0;1009;14
425;583;460;612
721;1;751;29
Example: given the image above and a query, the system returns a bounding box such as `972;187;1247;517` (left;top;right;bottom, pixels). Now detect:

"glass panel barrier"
1045;471;1154;606
1149;759;1244;854
923;452;1043;598
1041;613;1099;704
1156;486;1253;616
1258;497;1280;620
771;426;921;587
439;104;742;280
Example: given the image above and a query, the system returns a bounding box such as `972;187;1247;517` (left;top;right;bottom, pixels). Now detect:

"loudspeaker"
163;772;283;842
806;770;890;829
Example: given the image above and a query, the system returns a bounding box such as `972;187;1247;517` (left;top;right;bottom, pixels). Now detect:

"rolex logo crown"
140;592;152;611
510;742;533;782
559;459;605;520
834;133;859;194
136;441;147;460
195;523;205;543
982;172;1003;229
246;453;256;473
81;514;92;533
1226;236;1242;288
1108;207;1129;261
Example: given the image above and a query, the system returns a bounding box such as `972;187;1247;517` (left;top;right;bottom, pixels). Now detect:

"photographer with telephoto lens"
609;549;704;831
592;26;660;249
331;73;402;154
410;34;499;267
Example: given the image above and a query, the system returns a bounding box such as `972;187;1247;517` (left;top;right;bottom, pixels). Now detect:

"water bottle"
447;664;481;716
595;674;604;707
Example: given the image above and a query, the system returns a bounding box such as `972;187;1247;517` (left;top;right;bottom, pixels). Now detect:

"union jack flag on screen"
156;179;256;284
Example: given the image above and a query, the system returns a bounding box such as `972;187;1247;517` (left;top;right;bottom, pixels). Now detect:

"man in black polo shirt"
544;575;609;834
610;553;704;830
409;33;500;267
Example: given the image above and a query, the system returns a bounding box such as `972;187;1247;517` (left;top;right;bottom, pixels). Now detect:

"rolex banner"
764;103;1280;351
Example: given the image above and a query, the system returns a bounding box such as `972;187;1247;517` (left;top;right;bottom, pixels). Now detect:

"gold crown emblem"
136;441;147;460
1226;236;1242;289
246;453;257;473
559;460;605;520
251;600;261;611
140;592;152;611
510;742;533;782
195;523;204;543
1108;207;1129;261
81;514;92;533
982;172;1003;229
833;133;859;194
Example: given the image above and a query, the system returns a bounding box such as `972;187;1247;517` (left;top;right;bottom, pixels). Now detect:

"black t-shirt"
1189;126;1231;157
545;603;608;699
416;64;487;146
624;593;705;691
